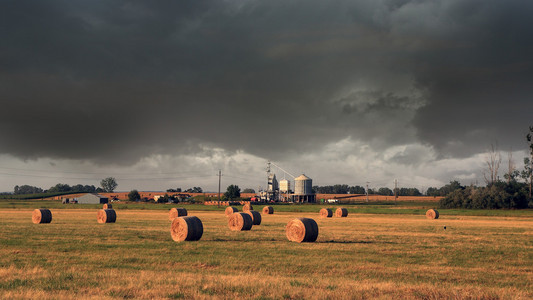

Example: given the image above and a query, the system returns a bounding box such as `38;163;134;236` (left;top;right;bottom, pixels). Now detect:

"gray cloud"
1;0;532;168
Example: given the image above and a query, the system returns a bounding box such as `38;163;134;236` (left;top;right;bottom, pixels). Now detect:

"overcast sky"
1;0;532;193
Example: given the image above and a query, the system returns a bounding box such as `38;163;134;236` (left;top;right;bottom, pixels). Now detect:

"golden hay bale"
335;207;348;217
169;208;188;220
262;206;274;214
103;203;112;209
319;208;333;218
170;216;203;242
426;209;439;219
97;209;117;223
32;209;52;224
246;210;262;225
225;206;238;217
243;203;253;212
228;212;253;231
286;218;319;243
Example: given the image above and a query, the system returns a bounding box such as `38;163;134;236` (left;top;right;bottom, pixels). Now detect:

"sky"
1;0;532;193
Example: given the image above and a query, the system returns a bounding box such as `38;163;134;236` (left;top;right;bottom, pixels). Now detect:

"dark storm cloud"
1;0;532;165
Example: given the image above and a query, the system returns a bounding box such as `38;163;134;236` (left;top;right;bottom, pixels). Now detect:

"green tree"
100;177;118;193
224;184;241;200
377;187;393;196
48;183;72;193
242;188;255;193
14;185;44;194
525;126;533;199
128;190;140;201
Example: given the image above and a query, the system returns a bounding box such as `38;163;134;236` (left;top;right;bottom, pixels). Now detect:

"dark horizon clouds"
1;0;532;191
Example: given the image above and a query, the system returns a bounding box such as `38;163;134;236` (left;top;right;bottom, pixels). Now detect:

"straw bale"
228;212;253;231
243;203;253;212
246;210;262;225
32;209;52;224
335;207;348;217
225;206;238;217
103;203;112;209
171;216;203;242
319;208;333;218
262;206;274;214
169;208;188;220
97;209;117;223
426;209;439;219
286;218;319;243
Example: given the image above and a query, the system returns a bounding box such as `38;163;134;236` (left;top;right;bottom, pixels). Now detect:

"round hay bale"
171;216;203;242
169;208;188;220
319;208;333;218
225;206;238;217
243;203;253;212
246;210;262;225
97;209;117;223
262;206;274;214
32;209;52;224
335;207;348;217
103;203;112;209
426;209;439;219
286;218;319;243
228;212;253;231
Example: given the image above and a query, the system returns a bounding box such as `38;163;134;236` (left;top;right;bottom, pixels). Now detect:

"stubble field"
0;205;532;299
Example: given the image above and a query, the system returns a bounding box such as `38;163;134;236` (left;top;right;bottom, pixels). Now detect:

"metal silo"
294;174;312;195
279;179;290;193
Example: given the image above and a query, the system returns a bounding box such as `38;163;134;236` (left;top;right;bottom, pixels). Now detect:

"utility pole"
394;179;398;203
365;182;370;203
218;170;221;207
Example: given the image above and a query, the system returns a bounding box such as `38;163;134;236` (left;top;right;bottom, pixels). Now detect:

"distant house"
77;193;109;204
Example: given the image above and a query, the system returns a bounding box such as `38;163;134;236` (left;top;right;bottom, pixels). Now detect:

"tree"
377;187;393;196
224;185;241;200
100;177;118;193
48;183;72;193
526;126;533;198
128;190;141;201
14;185;43;194
185;187;203;193
483;144;501;186
242;188;256;193
349;185;366;194
504;150;519;184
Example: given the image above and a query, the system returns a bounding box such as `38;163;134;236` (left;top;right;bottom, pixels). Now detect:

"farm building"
77;193;109;204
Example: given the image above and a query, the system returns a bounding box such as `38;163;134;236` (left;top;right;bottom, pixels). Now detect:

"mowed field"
1;206;532;299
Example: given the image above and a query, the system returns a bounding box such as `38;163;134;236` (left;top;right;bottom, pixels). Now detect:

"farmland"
0;201;532;299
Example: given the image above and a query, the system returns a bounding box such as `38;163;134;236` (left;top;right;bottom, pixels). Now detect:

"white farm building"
77;193;109;204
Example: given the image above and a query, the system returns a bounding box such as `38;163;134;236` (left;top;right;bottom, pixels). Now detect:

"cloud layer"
1;1;532;191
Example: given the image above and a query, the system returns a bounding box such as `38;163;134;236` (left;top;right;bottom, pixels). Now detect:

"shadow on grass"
319;240;374;244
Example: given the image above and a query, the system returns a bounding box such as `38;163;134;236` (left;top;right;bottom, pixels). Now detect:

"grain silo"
279;179;290;193
292;174;316;203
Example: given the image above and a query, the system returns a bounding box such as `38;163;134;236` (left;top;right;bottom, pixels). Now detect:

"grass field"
0;203;532;299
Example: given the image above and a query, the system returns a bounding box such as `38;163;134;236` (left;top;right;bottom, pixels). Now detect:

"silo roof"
295;174;311;180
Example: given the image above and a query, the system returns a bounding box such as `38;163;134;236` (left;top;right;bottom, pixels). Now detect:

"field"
0;202;532;299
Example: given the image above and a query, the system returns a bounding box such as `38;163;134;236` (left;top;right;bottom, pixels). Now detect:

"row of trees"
440;181;530;209
166;187;203;193
311;184;422;196
440;126;533;209
12;177;118;195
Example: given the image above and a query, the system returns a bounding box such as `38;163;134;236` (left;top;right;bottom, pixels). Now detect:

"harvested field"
0;206;531;299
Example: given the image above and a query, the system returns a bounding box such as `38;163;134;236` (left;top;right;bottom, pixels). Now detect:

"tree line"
440;126;533;209
311;184;422;196
14;183;103;195
11;177;118;195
